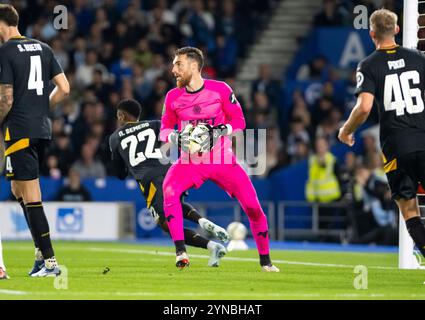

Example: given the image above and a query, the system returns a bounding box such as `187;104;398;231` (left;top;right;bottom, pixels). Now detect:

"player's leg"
158;216;226;267
6;139;59;277
396;198;425;257
10;180;44;275
211;162;279;272
16;179;60;277
163;161;205;267
182;201;230;243
142;177;218;252
388;151;425;258
0;231;9;279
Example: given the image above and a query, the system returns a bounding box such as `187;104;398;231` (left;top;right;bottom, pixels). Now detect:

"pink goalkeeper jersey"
160;79;246;161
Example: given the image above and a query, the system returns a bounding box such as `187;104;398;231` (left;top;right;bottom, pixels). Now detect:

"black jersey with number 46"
109;120;171;181
355;45;425;160
0;36;63;140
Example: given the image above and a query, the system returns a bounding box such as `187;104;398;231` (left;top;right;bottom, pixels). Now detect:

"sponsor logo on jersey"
193;105;201;114
229;92;238;104
356;71;364;88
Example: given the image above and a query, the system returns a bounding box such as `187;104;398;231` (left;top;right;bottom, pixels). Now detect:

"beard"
175;73;191;88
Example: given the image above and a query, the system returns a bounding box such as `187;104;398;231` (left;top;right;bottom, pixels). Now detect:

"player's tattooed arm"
0;84;13;124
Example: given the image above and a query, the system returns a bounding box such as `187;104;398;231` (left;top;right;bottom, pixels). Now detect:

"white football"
227;222;247;240
188;123;211;154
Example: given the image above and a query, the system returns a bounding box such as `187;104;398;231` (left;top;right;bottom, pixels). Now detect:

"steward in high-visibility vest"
306;152;341;203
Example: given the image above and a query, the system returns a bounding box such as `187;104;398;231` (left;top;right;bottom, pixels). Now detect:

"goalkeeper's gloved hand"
193;123;230;152
168;124;193;153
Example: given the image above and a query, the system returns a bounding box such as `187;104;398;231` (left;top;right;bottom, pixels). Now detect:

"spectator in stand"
56;169;92;202
314;0;344;26
110;47;135;89
40;154;61;179
291;140;310;164
71;143;106;179
305;137;342;231
296;55;330;81
349;165;398;245
47;132;76;178
187;0;215;49
51;37;70;72
88;69;113;104
214;34;238;78
312;97;335;129
287;117;311;159
145;77;171;119
290;91;311;129
251;64;281;107
75;49;109;89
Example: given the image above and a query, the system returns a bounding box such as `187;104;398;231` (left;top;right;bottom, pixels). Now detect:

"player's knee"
158;217;169;233
10;182;21;199
163;183;182;203
243;201;265;221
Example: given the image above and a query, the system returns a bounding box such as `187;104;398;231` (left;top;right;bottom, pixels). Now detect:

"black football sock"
182;202;202;223
175;240;186;254
260;254;272;266
18;197;39;249
406;216;425;257
184;229;209;249
26;202;55;259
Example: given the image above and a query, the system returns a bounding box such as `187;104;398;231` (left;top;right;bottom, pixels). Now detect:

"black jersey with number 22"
109;120;170;181
355;46;425;160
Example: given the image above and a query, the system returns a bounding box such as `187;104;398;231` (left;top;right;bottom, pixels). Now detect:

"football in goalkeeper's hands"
188;123;212;154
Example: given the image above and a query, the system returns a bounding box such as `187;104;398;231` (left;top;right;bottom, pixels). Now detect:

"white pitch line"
0;289;28;295
87;247;398;270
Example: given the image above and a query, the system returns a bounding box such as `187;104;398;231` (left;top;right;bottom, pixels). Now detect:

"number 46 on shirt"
384;70;424;116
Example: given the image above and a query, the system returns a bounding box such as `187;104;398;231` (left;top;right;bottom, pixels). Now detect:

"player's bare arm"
338;92;374;146
49;73;70;108
0;83;13;124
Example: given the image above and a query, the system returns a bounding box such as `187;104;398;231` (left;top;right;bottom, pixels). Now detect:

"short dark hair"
175;46;204;71
116;99;142;120
0;4;19;27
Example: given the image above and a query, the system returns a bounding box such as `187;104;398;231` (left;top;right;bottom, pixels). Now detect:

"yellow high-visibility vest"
306;152;341;203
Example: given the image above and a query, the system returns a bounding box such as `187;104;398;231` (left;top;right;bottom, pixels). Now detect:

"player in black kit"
339;9;425;260
0;4;70;277
109;99;230;267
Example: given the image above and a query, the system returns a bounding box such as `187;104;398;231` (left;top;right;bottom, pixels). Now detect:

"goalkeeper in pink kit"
160;47;279;272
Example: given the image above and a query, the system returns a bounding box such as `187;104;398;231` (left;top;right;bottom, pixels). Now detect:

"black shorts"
385;150;425;200
137;174;166;222
4;138;49;181
137;174;189;223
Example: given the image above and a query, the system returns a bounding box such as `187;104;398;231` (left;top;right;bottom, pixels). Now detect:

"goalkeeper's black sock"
184;229;209;249
26;202;55;259
175;240;186;255
182;202;202;223
406;216;425;257
18;197;39;249
260;254;272;266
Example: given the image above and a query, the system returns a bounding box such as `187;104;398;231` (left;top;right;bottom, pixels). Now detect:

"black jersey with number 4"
0;36;63;140
109;120;171;181
355;45;425;160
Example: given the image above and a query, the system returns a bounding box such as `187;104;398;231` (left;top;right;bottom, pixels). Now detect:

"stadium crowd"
0;0;275;179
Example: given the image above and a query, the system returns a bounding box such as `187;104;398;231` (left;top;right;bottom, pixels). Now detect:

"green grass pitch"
0;241;424;300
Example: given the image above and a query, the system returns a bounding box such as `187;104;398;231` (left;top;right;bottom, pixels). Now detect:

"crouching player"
109;99;229;266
